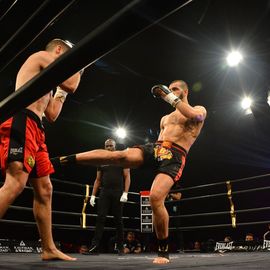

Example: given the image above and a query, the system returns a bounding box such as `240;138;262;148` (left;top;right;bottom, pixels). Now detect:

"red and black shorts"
134;140;187;182
0;109;54;178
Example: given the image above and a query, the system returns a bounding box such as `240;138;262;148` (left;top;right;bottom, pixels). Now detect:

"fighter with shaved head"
52;79;207;264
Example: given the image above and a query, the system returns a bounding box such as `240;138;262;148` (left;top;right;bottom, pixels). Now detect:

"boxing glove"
90;195;96;207
151;84;181;107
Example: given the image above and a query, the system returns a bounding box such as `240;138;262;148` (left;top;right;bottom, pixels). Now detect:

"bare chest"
163;112;200;132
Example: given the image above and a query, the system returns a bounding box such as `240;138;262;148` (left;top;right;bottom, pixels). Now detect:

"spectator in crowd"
193;241;201;251
78;245;88;254
123;231;142;254
224;236;232;242
245;233;254;242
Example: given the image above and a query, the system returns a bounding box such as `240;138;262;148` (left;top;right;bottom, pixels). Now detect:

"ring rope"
0;181;140;204
50;172;270;195
0;0;194;123
2;180;269;203
0;219;140;231
51;172;268;196
125;191;140;195
169;206;270;219
1;218;268;231
233;186;270;195
0;0;18;23
170;192;227;202
1;180;269;203
169;220;270;231
49;189;85;199
51;189;138;204
51;178;140;195
51;177;93;188
2;173;269;232
0;0;51;52
8;205;140;220
9;203;269;221
171;173;270;193
22;183;139;204
166;185;270;203
3;205;269;232
0;0;78;72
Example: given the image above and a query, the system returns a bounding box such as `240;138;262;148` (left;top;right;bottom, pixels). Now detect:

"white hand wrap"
90;195;96;207
120;192;128;202
54;87;68;103
164;92;181;107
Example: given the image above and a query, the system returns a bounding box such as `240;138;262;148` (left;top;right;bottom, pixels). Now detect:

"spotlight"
241;97;252;110
267;91;270;106
115;127;127;139
241;97;253;115
226;51;243;67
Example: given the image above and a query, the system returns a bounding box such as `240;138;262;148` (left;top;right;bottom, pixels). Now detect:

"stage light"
226;51;243;67
241;97;252;110
115;127;127;139
267;91;270;106
241;97;252;115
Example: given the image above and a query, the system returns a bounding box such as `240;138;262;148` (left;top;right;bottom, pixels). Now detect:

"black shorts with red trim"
134;141;187;182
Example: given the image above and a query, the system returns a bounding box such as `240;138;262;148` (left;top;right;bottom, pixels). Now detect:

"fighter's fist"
151;84;181;107
151;84;171;98
90;195;96;207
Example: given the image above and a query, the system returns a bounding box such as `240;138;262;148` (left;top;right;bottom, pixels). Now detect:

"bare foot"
42;249;77;261
153;257;170;264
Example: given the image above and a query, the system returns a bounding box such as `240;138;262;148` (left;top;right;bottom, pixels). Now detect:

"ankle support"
157;238;169;259
60;154;76;165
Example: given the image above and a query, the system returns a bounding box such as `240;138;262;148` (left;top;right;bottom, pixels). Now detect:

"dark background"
0;0;270;249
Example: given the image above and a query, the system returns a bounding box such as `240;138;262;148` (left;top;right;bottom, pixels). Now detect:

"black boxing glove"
151;84;181;107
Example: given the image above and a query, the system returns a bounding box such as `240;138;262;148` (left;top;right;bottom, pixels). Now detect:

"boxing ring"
0;0;270;269
1;172;270;269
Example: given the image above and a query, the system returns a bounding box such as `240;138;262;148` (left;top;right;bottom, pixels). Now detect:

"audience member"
224;236;232;242
245;233;254;242
193;241;201;251
123;232;142;254
78;245;88;254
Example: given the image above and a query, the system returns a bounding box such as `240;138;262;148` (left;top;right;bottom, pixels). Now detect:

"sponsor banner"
215;241;233;251
215;240;266;252
141;206;152;214
0;239;42;253
140;191;153;233
263;240;270;250
141;215;152;223
141;196;150;205
141;224;153;233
